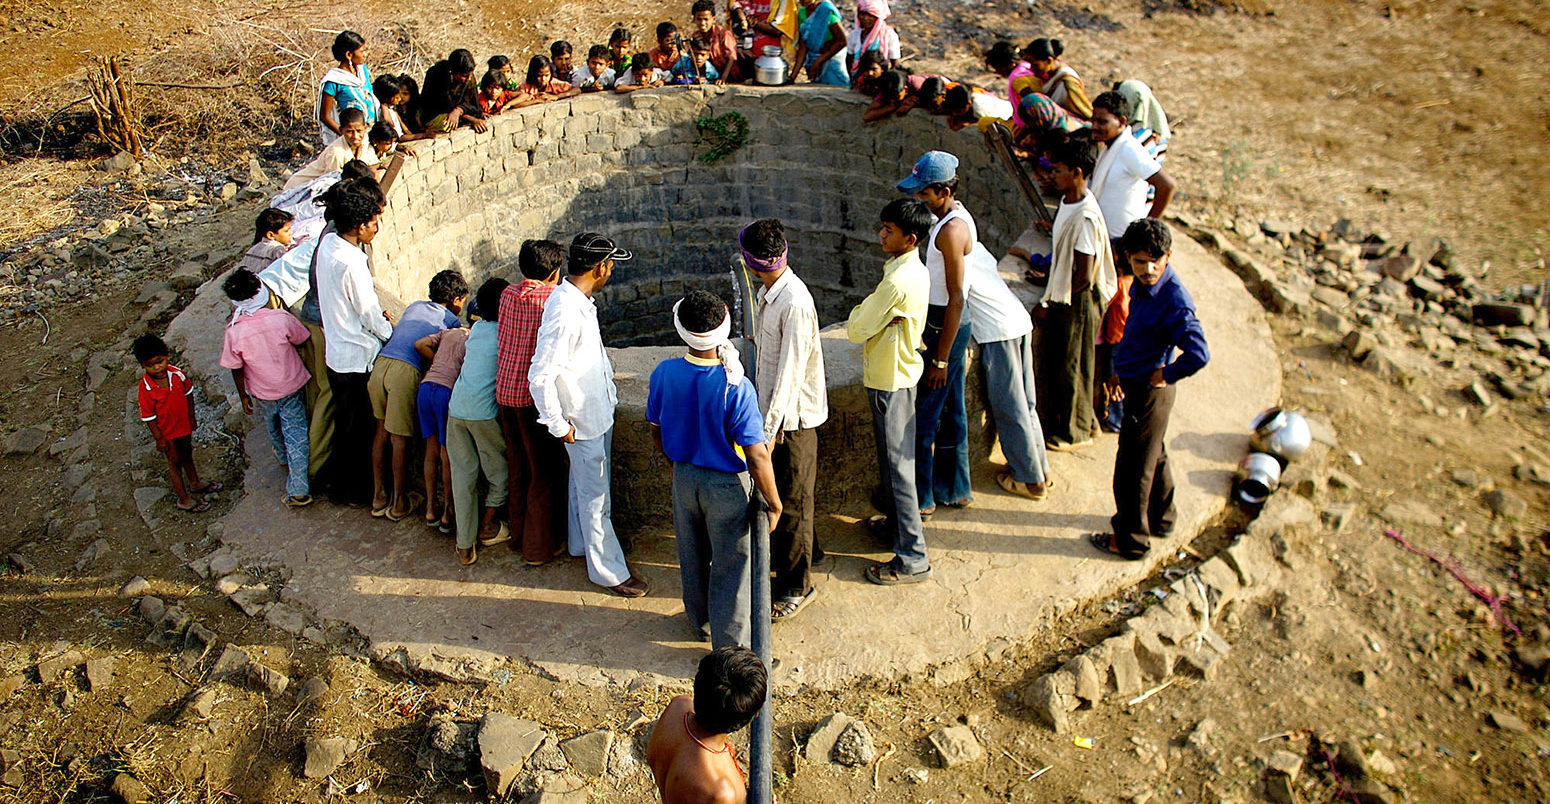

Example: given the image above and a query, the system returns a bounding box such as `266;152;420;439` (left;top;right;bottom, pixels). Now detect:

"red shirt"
138;365;195;439
494;279;556;407
1102;275;1134;345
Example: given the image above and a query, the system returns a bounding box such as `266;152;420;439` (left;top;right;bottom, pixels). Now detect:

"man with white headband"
647;289;783;648
744;219;827;623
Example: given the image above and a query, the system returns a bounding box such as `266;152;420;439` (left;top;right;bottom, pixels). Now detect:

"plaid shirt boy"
494;279;556;407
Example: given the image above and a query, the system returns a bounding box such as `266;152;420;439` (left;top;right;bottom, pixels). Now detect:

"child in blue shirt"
647;290;782;649
672;38;722;85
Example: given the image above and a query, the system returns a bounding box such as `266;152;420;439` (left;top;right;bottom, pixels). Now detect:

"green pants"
446;416;509;549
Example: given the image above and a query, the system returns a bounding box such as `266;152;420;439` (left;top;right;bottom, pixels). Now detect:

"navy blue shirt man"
1093;219;1210;559
647;290;783;649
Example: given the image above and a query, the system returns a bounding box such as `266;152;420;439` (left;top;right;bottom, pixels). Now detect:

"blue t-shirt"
671;55;720;84
448;321;499;421
379;301;461;371
646;356;766;474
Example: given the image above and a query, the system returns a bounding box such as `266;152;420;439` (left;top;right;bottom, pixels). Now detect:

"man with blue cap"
896;150;974;517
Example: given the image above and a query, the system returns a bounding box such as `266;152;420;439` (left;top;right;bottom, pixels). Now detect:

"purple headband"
738;223;788;274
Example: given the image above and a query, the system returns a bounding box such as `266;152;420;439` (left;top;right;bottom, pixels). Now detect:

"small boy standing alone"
1092;219;1208;560
135;334;221;513
219;270;313;507
647;290;782;648
848;198;934;586
647;646;766;804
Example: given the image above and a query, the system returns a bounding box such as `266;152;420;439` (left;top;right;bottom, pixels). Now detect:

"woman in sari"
316;31;380;146
1025;37;1090;119
1114;79;1170;160
985;40;1039;127
793;0;849;87
847;0;898;73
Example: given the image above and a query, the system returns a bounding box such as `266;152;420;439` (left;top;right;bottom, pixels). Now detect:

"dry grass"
0;160;76;246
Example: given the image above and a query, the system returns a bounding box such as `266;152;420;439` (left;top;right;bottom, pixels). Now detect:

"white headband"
673;299;744;388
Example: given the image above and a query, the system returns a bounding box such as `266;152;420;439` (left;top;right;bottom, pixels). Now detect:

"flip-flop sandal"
865;561;932;586
385;492;423;522
997;472;1054;501
771;587;819;622
940;497;973;509
191;482;224;495
175;499;212;514
1089;532;1146;561
371;502;391;518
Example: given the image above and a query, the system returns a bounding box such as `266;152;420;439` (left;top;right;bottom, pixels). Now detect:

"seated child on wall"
852;50;887;94
574;45;618;92
550;41;575;83
617;53;668;92
283;107;376;191
649;21;683;71
478;69;526;115
897;76;957;118
862;69;914;122
516;55;580;102
608;28;633;73
941;84;1014;132
671;37;721;85
372;75;434;142
488;55;519;90
135;333;222;513
241;208;294;274
369;120;415;160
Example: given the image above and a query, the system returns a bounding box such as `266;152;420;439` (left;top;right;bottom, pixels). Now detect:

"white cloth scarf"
230;284;272;323
672;300;745;387
315;66;364;145
1047;190;1117;307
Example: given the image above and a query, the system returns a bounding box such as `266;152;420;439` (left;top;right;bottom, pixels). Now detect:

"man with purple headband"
744;219;828;623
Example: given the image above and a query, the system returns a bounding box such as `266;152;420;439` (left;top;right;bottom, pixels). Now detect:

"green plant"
694;111;749;163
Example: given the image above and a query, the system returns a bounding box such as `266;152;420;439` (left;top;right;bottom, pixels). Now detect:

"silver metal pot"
1235;452;1282;505
755;46;787;85
1250;407;1312;463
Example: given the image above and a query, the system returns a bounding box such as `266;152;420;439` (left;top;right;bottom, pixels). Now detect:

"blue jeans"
979;334;1049;485
255;390;310;499
915;308;972;510
870;387;928;574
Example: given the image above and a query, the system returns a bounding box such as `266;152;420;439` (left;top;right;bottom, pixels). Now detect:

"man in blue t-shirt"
647;290;783;649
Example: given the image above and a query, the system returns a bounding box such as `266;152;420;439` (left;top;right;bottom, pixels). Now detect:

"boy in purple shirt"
647;290;782;649
219;270;314;507
1092;219;1209;560
367;269;467;520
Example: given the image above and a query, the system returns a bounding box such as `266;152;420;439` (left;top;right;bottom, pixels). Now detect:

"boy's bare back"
646;696;747;804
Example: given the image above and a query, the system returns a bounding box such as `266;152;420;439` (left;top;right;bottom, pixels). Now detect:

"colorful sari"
1007;61;1037;127
799;0;850;87
317;64;380;145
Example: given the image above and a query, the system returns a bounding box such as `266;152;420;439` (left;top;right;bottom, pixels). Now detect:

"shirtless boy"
647;646;767;804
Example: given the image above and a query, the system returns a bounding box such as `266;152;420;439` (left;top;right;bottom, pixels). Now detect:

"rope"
1383;528;1520;635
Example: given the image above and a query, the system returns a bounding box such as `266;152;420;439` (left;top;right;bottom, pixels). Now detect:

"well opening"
368;85;1027;346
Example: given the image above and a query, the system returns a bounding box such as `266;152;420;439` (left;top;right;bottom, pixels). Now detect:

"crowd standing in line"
134;8;1211;800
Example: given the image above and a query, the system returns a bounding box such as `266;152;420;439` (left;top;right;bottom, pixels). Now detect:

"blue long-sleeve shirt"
1112;266;1210;384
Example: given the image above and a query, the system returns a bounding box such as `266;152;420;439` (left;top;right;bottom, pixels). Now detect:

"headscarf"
1018;92;1081;134
673;299;745;387
1114;79;1170;142
852;0;894;72
230;283;272;324
738;223;788;274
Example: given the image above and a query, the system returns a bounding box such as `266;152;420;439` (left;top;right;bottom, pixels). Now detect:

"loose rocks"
831;721;877;767
927;725;983;769
559;731;613;777
479;713;548;797
303;736;358;779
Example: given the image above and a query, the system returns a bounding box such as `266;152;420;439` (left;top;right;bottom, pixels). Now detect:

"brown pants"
500;404;567;564
1110;381;1177;555
771;427;820;600
1036;286;1101;445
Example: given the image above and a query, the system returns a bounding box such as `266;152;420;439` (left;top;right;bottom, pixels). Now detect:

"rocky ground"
0;1;1548;803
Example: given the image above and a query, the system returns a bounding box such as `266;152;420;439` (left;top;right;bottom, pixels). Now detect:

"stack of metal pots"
1234;407;1313;505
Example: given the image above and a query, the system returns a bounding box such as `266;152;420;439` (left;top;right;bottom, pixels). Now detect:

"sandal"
283;494;313;508
939;497;973;509
478;521;511;547
608;575;650;598
190;482;224;495
996;472;1053;501
385;492;423;522
1088;532;1146;561
863;514;894;542
864;560;932;586
174;499;211;514
771;587;818;623
457;545;476;566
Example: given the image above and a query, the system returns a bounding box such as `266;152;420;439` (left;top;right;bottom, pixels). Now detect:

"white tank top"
926;202;977;306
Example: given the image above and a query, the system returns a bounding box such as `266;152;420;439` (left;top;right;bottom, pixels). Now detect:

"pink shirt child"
219;308;312;400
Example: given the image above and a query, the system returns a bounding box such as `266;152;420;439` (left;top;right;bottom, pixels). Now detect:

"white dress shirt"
315;232;392;373
528;279;617;441
753;269;828;441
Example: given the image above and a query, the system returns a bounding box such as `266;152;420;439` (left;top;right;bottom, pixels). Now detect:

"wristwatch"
930;358;949;369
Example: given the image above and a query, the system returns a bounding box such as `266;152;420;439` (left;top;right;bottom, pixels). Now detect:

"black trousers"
771;427;820;599
322;369;374;506
1036;286;1101;445
1110;380;1177;555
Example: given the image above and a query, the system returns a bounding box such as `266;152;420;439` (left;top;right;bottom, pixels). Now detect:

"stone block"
303;736;358;779
1101;633;1142;697
37;649;84;682
479;713;547;797
927;725;983;768
1064;654;1103;706
804;712;857;764
559;730;612;777
1024;672;1076;733
1223;537;1276;588
1132;630;1175;681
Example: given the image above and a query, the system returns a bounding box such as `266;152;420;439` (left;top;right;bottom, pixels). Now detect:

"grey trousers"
868;387;929;573
447;416;509;550
672;461;753;650
979;333;1050;485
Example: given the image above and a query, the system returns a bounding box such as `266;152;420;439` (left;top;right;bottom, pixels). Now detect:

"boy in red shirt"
135;334;221;513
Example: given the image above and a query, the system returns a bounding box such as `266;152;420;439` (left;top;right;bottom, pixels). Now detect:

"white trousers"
565;428;630;587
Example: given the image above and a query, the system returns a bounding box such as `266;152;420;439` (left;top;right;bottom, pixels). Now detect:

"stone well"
368;86;1026;526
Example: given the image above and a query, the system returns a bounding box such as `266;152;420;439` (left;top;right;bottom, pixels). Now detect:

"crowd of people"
125;8;1220;801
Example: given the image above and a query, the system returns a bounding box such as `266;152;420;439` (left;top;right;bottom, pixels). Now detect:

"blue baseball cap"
896;150;959;193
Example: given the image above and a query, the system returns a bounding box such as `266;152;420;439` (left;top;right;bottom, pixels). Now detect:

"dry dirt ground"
0;1;1547;803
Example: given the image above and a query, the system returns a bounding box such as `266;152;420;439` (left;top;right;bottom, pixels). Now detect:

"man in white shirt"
314;188;393;506
527;233;648;598
909;157;1053;502
744;219;828;622
1088;90;1175;258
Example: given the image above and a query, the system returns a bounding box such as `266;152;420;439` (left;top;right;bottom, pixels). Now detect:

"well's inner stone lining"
369;86;1026;346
